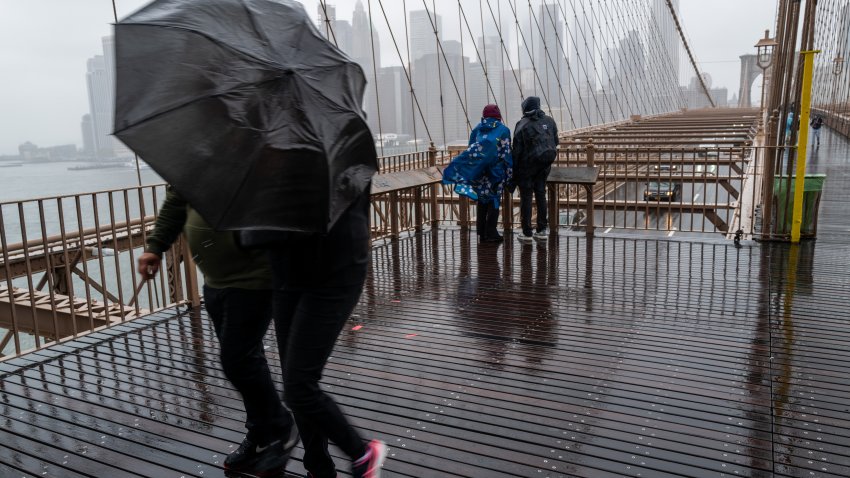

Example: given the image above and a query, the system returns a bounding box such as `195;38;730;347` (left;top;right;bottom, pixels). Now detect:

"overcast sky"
0;0;777;155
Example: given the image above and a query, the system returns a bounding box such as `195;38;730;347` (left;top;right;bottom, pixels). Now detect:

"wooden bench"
546;166;600;237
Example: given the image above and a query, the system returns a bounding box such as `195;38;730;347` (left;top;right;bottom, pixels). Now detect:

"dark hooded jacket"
511;96;558;181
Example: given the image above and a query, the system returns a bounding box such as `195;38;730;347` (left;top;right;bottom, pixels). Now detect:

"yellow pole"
791;50;820;243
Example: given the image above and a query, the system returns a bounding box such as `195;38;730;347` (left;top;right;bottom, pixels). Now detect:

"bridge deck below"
1;229;849;477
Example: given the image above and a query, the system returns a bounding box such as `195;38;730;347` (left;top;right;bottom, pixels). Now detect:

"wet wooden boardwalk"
1;226;849;478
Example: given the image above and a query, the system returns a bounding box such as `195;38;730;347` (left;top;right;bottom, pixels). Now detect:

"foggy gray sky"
0;0;777;155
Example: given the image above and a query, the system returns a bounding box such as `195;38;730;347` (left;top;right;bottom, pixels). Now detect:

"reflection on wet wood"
1;230;849;477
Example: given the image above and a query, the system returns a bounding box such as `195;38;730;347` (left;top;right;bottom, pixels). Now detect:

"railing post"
414;188;423;232
584;185;595;237
181;238;201;308
585;138;595;237
428;142;439;227
459;196;470;229
548;183;558;235
390;191;400;240
502;190;512;233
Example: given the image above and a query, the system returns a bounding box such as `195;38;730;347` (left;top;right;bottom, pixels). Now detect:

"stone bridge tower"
738;54;762;107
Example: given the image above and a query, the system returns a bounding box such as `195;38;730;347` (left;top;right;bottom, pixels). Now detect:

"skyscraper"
652;0;680;86
351;0;380;74
81;114;95;157
476;35;505;109
316;4;353;52
351;1;382;135
317;3;337;36
412;40;471;147
409;10;441;63
85;55;112;159
534;3;566;116
568;3;596;96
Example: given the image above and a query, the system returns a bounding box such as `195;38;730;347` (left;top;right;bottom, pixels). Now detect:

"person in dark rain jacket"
512;96;558;242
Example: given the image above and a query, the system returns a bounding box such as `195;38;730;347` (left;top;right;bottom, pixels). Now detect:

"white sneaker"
517;234;534;243
533;231;549;240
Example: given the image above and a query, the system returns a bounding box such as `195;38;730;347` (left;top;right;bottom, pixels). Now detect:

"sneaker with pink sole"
351;440;387;478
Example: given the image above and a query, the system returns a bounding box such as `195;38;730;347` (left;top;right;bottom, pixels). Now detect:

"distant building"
409;10;441;63
376;66;414;138
652;0;680;86
18;142;40;160
317;3;336;33
316;3;352;53
45;144;78;160
85;55;112;159
534;3;566;114
16;142;76;161
682;74;728;108
413;44;472;147
569;5;596;97
470;35;508;122
81;114;95;157
84;37;134;160
351;0;382;135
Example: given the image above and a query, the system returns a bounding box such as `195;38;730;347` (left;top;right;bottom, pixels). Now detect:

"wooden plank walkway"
1;229;849;477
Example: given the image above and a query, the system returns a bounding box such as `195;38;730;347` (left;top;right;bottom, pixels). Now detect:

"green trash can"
773;174;826;237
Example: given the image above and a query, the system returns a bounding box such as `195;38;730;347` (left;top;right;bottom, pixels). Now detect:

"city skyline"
0;0;779;155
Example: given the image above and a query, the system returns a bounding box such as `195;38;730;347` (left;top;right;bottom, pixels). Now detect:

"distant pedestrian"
138;188;298;477
811;114;824;146
442;104;513;243
785;111;795;144
511;96;559;242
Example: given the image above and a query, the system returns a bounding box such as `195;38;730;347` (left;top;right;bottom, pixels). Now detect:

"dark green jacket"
145;189;272;290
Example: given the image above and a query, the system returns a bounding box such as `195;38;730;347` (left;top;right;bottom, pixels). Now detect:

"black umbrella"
114;0;378;233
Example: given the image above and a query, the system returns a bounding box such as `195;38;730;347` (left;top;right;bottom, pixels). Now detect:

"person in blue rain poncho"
442;104;513;243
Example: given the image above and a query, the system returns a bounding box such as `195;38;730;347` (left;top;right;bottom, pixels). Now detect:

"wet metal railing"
1;141;775;359
552;141;763;236
0;184;198;359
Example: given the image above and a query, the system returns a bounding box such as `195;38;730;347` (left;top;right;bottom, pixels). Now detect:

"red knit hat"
482;104;502;121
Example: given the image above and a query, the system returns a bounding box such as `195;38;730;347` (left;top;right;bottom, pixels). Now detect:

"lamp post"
755;30;778;240
755;30;778;112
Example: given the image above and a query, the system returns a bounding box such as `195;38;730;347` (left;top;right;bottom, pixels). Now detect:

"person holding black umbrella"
138;189;299;477
116;1;387;477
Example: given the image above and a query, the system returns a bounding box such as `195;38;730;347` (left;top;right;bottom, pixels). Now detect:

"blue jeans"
203;286;294;445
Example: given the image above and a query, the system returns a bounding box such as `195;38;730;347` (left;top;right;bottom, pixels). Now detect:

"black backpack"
518;114;558;166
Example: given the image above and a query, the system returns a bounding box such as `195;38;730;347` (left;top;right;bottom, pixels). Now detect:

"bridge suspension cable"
313;0;701;150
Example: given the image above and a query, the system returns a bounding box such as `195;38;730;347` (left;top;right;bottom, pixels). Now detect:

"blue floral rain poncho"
441;117;513;208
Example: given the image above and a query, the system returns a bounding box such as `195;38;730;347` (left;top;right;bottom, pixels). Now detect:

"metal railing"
0;184;198;359
1;140;774;359
552;141;759;235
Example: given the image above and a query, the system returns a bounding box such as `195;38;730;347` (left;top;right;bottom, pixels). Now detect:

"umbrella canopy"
114;0;378;233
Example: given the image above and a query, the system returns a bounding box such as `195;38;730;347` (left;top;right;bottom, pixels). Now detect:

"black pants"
519;167;550;236
203;286;293;445
476;200;501;240
271;259;369;477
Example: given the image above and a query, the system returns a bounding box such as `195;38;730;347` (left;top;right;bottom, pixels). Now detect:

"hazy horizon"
0;0;778;156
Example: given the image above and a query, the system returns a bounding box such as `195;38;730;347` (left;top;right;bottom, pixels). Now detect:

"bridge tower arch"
738;54;762;107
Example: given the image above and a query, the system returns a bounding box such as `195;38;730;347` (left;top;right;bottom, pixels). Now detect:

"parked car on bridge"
644;181;682;201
